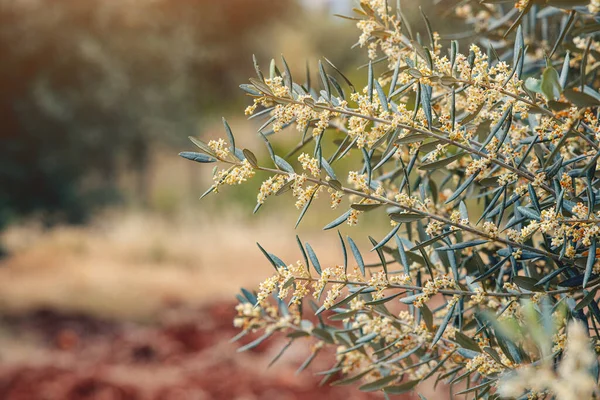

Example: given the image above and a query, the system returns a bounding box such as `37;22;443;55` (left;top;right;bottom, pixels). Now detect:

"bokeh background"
0;0;451;398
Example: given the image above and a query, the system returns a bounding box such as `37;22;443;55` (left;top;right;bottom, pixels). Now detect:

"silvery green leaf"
584;238;596;288
281;55;293;94
296;348;321;374
541;66;562;101
445;172;478;204
296;235;310;274
369;236;387;275
320;157;336;180
450;40;458;70
389;213;425;223
323;57;355;93
473;256;509;283
575;289;598;311
431;303;456;348
305;243;322;275
239;84;261;96
256;242;279;272
371;225;401;251
237;332;272;353
295;191;315;228
400;294;421;304
367;60;374;103
179;152;217;163
249;77;273;95
188;136;215;155
347;236;365;276
375;79;389;113
459;201;469;221
560;51;571;88
524;77;542;94
408;230;458;252
252;54;264;81
274;155;294;173
564;88;600;107
420;84;433;128
419;152;464;170
384;380;419;395
323;210;351;230
516;206;541;221
389;57;402;98
318;60;331;100
420;7;434;48
222;117;235;152
359;375;399;392
351;203;382;212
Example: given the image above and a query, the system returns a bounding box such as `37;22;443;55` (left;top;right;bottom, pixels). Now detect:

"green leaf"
323;210;352;230
445;172;478;204
321;157;337;180
275;155;295;173
268;340;293;368
389;57;402;99
575;288;599;311
323;57;356;93
367;61;374;103
359;375;399;392
222;118;236;152
512;276;540;291
318;60;331;100
420;84;433;128
389;213;425;223
438;240;487;251
348;236;366;276
351;203;382;212
280;55;293;94
238;332;272;352
332;368;374;386
459;201;469;221
421;305;434;331
179;152;217;163
296;348;321;374
305;243;322;275
419;152;464;170
338;230;348;274
454;331;481;353
372;225;401;252
584;238;596;288
409;230;460;252
524;77;542;94
256;242;280;272
564;89;600;107
431;303;456;348
375;80;389;113
541;66;562;101
516;206;541;221
384;380;419;395
242;149;259;168
295;190;315;228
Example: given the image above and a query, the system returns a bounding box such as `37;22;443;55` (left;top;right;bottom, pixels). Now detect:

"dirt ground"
0;212;430;399
0;302;415;399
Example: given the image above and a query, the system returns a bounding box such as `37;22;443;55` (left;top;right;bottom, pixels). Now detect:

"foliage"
181;0;600;398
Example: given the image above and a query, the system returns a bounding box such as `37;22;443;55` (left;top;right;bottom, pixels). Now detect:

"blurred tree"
0;0;295;229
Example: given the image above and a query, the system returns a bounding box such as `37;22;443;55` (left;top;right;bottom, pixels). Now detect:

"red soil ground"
0;303;416;400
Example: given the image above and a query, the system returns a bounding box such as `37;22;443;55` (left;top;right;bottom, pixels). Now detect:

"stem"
249;163;562;264
292;276;599;298
263;93;556;195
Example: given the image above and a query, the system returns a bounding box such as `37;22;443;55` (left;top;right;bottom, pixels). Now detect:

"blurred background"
0;0;445;398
